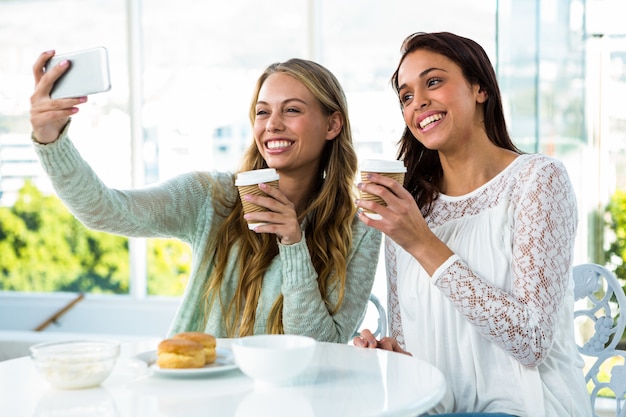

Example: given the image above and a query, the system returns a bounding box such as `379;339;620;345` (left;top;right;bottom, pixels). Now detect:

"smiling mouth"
266;140;294;150
419;113;444;129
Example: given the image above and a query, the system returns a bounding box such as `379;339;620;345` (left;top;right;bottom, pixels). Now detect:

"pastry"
173;332;217;364
156;338;205;369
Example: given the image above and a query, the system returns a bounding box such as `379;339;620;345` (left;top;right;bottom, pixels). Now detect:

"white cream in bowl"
30;340;120;389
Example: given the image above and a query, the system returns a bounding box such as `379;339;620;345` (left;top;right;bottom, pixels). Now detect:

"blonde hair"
202;59;358;337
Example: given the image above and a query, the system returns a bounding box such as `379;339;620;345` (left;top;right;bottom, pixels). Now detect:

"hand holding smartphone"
45;46;111;99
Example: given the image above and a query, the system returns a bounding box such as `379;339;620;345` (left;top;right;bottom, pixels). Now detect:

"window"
4;0;618;322
0;0;496;301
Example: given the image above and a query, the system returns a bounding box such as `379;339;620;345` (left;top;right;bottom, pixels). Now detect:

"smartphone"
46;46;111;99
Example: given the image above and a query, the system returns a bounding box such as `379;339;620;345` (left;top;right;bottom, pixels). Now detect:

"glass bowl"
29;340;120;389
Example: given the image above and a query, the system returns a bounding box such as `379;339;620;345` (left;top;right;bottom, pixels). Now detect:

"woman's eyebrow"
256;98;308;106
398;67;448;90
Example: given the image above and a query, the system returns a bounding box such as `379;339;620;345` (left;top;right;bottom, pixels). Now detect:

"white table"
0;338;446;417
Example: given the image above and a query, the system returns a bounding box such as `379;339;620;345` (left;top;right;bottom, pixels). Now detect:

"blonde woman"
30;54;381;342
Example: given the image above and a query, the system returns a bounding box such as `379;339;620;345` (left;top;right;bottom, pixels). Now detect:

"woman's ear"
325;111;343;140
476;85;488;104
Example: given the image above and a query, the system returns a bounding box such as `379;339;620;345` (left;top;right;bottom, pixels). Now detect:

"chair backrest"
353;293;387;340
573;263;626;417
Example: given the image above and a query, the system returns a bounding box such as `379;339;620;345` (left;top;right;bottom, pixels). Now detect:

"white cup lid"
360;159;406;173
235;168;280;186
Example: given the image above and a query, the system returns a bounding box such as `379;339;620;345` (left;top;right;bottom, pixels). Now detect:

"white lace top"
386;154;592;417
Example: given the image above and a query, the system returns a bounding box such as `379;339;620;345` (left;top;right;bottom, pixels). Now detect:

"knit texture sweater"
33;129;382;343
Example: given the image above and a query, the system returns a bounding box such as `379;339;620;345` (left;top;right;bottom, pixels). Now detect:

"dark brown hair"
391;32;522;213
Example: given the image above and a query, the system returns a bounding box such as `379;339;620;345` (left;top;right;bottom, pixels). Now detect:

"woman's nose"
413;93;429;110
266;113;284;132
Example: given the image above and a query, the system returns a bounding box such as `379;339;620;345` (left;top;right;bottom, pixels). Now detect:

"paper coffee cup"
359;159;406;220
235;168;280;229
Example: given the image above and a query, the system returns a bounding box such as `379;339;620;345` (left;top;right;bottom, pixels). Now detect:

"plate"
133;347;238;377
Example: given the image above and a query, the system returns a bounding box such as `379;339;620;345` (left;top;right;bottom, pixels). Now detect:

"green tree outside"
606;189;626;282
147;238;191;296
0;181;189;296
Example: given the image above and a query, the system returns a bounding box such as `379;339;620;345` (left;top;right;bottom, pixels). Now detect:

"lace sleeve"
385;237;406;349
434;160;577;367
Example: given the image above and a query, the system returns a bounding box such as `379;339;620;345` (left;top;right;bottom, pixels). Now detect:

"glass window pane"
141;0;309;177
320;0;497;160
0;0;130;294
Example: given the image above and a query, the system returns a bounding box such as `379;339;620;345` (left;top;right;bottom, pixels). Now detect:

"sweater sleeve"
433;158;577;366
281;220;382;343
33;128;223;243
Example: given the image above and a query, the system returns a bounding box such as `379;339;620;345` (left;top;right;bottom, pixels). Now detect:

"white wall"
0;292;178;336
0;293;179;360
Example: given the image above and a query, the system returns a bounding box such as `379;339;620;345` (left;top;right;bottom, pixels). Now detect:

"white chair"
573;263;626;417
353;293;387;340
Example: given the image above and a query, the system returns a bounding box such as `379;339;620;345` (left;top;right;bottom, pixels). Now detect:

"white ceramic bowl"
231;334;316;386
30;340;120;389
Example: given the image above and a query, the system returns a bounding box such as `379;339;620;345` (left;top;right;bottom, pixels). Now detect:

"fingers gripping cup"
359;159;406;220
235;168;280;230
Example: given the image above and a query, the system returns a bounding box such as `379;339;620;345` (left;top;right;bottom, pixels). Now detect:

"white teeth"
419;114;443;129
267;140;293;149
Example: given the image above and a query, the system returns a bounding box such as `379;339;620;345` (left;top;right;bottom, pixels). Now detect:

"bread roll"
173;332;217;364
157;338;205;369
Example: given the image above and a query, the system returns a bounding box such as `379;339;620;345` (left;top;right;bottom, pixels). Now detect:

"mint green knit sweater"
33;129;382;343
